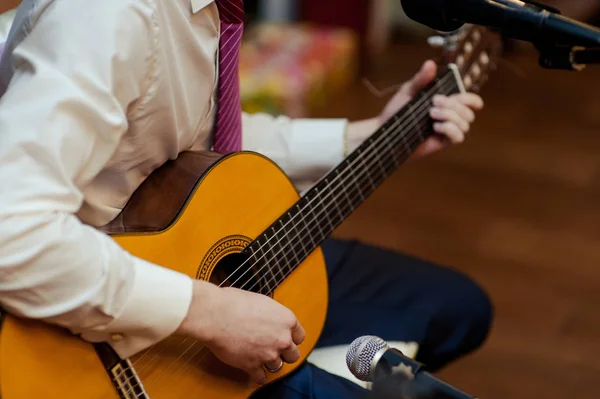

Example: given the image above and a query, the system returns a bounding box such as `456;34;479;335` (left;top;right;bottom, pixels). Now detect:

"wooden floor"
312;37;600;399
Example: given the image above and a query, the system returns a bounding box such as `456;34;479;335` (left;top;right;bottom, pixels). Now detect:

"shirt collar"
191;0;214;14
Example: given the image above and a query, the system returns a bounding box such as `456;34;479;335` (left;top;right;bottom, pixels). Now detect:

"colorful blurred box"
239;23;359;118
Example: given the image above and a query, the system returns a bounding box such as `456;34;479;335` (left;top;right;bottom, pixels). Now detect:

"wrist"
175;279;221;343
345;118;380;155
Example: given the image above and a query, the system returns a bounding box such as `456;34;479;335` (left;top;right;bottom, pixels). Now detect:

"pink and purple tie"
213;0;244;154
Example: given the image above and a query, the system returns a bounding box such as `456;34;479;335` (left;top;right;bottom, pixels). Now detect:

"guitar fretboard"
242;69;460;294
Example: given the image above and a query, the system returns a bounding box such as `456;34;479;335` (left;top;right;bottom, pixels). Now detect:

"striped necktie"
212;0;244;154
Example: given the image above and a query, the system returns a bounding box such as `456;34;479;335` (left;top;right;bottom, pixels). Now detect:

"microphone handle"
544;13;600;47
457;0;600;47
375;349;477;399
415;371;477;399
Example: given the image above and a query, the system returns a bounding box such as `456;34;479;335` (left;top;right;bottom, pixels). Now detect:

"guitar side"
0;152;329;398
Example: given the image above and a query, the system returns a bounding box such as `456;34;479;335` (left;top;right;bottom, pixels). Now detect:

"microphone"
346;336;477;399
400;0;600;47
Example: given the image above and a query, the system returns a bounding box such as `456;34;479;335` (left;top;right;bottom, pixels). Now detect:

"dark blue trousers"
251;238;493;398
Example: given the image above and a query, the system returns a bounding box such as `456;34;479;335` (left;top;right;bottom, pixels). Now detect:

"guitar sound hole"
210;253;269;295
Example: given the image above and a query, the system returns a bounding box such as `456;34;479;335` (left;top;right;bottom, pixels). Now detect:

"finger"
452;92;484;110
415;136;448;156
291;321;306;345
430;107;470;133
249;367;267;385
433;95;475;123
401;60;437;97
281;344;301;364
433;122;465;144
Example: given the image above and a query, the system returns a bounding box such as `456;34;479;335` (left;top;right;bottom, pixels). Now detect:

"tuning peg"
479;52;490;66
427;36;446;48
464;75;473;89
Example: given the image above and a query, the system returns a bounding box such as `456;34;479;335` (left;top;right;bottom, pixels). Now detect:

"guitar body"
0;25;502;398
0;152;328;398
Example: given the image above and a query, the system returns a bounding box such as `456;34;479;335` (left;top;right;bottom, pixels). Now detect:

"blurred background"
240;1;600;398
1;0;599;397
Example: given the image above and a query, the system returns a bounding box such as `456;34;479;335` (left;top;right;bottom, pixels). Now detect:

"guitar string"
118;74;458;394
219;71;454;294
114;73;457;394
224;72;455;291
221;76;459;296
131;337;192;376
127;74;460;392
158;76;458;387
120;70;454;381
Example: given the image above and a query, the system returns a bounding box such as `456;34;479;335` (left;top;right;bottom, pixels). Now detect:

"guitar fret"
296;203;317;249
280;219;300;270
357;150;376;191
270;226;288;282
288;212;308;258
250;241;274;294
372;137;390;180
262;236;280;294
281;221;298;276
350;170;365;203
297;213;316;263
243;70;462;293
314;187;336;231
404;107;419;153
342;165;357;215
307;202;326;243
382;132;400;169
335;172;355;215
328;175;346;223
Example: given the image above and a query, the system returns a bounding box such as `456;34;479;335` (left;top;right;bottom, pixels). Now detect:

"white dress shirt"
0;0;347;359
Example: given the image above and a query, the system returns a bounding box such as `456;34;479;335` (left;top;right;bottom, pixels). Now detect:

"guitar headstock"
429;25;503;93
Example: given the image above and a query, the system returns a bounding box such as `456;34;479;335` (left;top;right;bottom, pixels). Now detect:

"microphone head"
400;0;465;32
346;335;389;381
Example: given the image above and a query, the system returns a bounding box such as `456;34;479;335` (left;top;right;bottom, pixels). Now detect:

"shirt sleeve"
0;0;192;359
242;112;348;192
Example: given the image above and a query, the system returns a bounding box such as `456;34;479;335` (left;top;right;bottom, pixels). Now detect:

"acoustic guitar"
0;25;501;398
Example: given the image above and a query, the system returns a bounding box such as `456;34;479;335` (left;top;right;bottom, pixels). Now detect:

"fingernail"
430;108;440;117
433;95;445;105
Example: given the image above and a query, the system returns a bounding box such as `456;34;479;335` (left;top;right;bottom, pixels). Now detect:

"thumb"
402;60;437;97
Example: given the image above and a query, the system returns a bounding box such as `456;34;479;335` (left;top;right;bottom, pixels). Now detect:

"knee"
449;273;494;350
421;269;494;369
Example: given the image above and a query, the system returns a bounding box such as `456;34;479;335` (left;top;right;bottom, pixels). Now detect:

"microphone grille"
346;335;389;381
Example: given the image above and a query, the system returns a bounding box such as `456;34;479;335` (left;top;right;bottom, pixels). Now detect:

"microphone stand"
535;43;600;71
518;1;600;71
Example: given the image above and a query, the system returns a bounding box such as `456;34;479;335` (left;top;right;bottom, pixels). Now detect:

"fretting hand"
347;60;484;158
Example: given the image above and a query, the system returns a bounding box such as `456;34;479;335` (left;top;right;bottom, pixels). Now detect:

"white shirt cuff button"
111;334;125;341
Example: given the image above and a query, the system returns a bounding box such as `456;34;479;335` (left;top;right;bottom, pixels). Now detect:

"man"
0;0;492;397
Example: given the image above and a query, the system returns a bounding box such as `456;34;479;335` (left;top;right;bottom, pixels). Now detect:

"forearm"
0;209;193;359
0;0;192;359
242;112;347;191
345;117;380;155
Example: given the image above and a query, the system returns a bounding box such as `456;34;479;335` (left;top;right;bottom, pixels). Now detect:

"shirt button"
111;334;124;341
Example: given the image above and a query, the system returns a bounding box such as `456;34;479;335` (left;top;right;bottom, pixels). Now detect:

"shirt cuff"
287;118;347;182
80;257;193;359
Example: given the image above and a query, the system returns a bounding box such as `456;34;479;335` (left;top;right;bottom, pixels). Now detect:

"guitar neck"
243;68;460;293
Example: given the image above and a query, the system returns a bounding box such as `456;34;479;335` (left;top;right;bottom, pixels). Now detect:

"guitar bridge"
95;343;149;399
111;360;148;399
